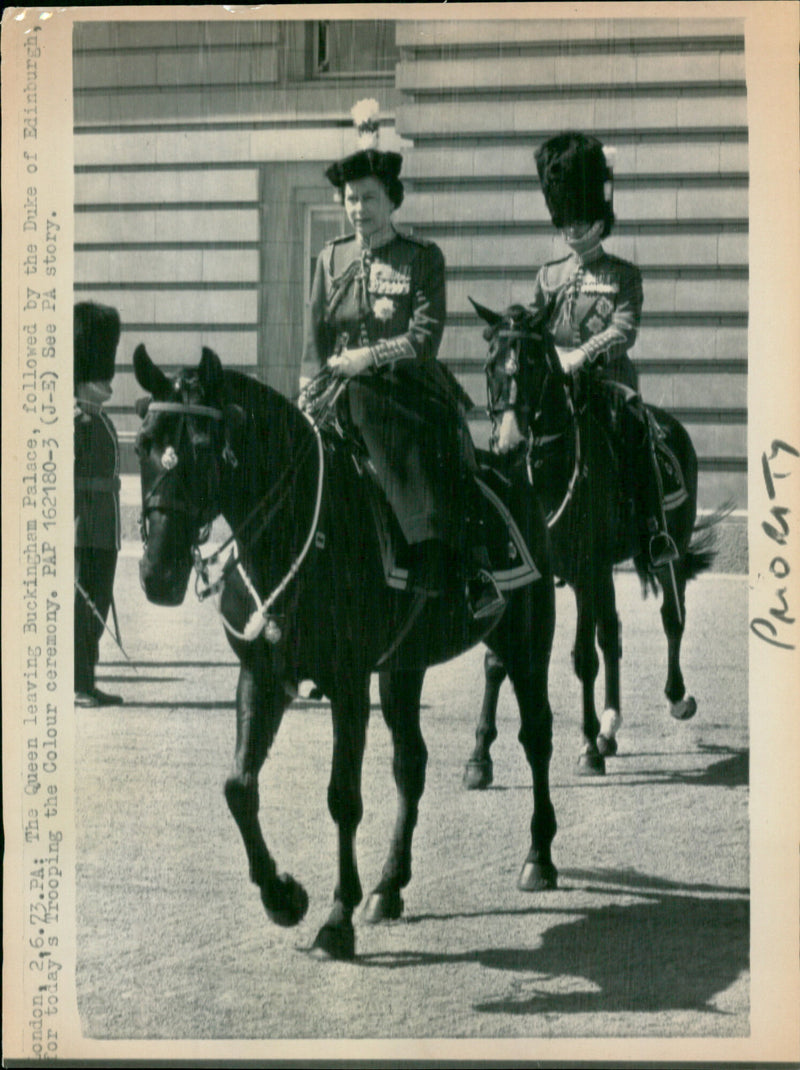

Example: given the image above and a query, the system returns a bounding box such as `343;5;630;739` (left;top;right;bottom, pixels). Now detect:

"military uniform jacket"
74;400;121;551
529;247;643;388
302;228;470;413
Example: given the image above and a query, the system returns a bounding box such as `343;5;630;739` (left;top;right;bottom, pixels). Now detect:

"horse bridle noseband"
487;318;582;529
139;399;224;547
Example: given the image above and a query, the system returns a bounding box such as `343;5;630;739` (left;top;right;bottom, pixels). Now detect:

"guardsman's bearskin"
535;132;615;237
74;301;121;386
324;99;404;208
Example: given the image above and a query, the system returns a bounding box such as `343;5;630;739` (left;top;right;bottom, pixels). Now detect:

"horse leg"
311;675;371;961
224;652;309;928
487;570;557;891
363;667;428;923
660;565;698;721
573;584;605;775
463;650;506;789
502;651;558;891
595;569;622;757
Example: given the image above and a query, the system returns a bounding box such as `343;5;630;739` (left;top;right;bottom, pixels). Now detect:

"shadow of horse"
359;869;748;1019
606;743;749;790
480;742;749;794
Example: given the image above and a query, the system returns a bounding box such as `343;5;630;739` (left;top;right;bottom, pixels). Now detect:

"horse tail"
683;499;736;581
632;499;736;595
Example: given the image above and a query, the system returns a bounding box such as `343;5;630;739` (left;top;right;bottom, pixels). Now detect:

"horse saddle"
361;459;540;595
602;381;689;513
647;411;689;512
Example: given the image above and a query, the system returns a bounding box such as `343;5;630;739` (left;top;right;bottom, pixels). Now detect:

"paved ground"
73;548;748;1042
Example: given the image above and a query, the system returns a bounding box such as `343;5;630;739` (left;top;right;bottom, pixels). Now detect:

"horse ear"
468;296;503;328
199;347;224;400
133;344;171;399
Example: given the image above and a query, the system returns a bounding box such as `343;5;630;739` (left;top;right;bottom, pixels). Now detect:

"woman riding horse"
528;132;679;569
301;99;503;619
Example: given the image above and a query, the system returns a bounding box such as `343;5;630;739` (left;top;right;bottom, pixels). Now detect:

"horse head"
134;345;230;605
470;299;562;455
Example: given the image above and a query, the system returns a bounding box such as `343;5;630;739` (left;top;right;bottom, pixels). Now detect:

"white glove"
555;346;589;375
328;347;374;378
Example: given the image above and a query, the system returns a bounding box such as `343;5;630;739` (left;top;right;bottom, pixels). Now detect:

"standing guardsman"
74;301;124;707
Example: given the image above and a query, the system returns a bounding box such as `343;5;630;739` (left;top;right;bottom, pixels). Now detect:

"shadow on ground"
359;868;748;1017
610;743;749;789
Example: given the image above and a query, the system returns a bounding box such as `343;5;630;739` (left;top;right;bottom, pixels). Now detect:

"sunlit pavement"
74;550;748;1041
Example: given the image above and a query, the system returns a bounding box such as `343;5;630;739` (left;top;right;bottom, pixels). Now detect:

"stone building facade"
74;16;747;512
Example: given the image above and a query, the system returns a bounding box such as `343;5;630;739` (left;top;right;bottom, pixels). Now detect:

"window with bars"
315;20;399;75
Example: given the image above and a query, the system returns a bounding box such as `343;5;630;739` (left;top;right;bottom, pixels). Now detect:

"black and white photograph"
2;4;798;1064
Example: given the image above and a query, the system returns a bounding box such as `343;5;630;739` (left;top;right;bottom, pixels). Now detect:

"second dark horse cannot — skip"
134;344;557;961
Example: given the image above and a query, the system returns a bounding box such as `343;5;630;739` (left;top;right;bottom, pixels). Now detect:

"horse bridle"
486;316;582;528
138;398;224;548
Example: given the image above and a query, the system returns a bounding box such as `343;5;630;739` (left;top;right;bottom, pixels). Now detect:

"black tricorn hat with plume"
535;132;615;237
325;99;404;208
74;301;121;386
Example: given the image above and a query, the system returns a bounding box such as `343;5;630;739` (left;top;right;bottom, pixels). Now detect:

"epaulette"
540;255;572;282
394;228;431;247
325;233;357;247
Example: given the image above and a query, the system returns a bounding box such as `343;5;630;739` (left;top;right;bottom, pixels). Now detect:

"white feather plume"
351;97;381;149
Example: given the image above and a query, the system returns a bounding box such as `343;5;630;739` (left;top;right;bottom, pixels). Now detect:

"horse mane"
219;367;299;416
216;367;312;446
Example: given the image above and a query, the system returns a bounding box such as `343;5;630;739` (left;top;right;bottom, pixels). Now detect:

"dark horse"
133;344;557;961
463;303;724;785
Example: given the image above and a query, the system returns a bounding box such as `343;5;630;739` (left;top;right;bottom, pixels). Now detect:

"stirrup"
649;532;679;568
467;568;505;621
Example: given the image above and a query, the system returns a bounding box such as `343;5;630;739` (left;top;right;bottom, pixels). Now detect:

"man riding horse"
529;131;679;569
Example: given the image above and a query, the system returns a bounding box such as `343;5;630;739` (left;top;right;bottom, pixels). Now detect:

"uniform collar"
571;242;605;267
357;224;397;253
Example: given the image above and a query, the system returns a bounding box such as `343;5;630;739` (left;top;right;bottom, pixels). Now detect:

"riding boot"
637;430;679;569
463;483;505;621
466;545;506;621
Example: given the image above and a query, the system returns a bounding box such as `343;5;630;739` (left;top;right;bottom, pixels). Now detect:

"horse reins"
489;323;582;529
189;408;326;644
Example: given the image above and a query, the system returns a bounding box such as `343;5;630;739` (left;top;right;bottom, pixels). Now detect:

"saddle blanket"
365;464;540;594
648;411;690;512
603;381;689;512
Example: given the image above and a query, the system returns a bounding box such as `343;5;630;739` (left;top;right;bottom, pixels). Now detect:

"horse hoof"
669;695;697;721
262;874;309;928
597;733;618;758
311;920;355;961
518;859;557;892
463;759;493;790
577;749;606;776
363;888;404;924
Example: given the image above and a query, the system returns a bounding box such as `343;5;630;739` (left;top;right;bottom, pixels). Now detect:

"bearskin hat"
74;301;121;386
535;132;615;237
325;99;404;208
